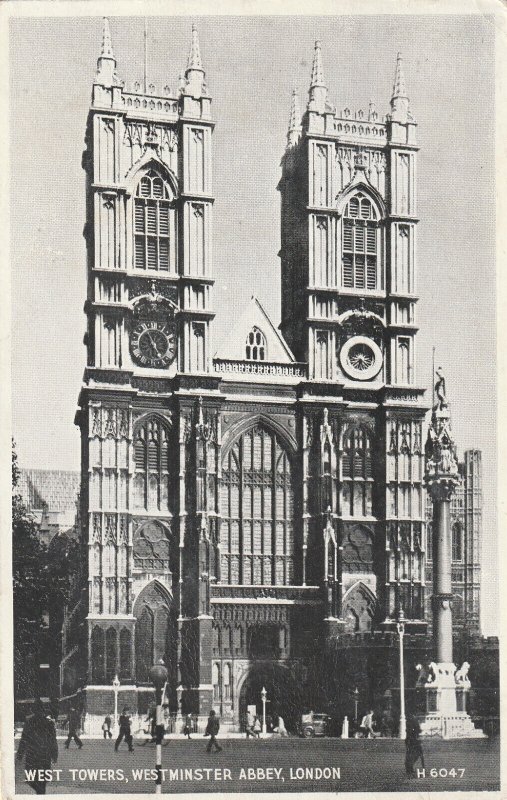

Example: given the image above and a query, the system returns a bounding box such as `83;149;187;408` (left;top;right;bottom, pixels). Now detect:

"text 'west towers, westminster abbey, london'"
62;19;432;733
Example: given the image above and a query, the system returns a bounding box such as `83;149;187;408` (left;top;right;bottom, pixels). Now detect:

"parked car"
299;712;331;738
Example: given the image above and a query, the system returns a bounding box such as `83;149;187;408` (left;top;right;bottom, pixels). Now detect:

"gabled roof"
214;295;295;363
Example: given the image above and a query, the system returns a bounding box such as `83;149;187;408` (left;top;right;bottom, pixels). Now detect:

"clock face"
130;321;177;368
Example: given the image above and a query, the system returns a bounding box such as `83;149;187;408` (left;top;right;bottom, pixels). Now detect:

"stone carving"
434;366;447;411
105;514;116;544
320;407;333;446
92;513;102;543
455;662;471;687
119;516;128;545
104;408;116;438
92;407;102;437
118;409;129;438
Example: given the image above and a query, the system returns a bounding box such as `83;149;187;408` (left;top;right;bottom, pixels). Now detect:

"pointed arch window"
246;328;266;361
341;426;373;517
452;522;462;562
220;426;294;585
133;416;171;512
134;169;172;271
342;193;379;290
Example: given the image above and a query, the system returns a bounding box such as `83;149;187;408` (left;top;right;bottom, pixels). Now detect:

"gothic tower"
65;19;218;729
279;45;427;629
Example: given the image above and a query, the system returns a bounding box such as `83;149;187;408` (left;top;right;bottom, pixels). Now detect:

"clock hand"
145;330;162;356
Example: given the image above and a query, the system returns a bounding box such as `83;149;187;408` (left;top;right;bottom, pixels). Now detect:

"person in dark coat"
405;715;425;777
16;700;58;795
102;714;112;739
183;714;193;740
65;707;83;749
204;710;222;752
115;707;134;752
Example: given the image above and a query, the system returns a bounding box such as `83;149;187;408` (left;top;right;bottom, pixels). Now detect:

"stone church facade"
62;21;431;732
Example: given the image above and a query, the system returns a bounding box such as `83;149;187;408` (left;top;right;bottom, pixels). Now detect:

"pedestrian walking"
102;714;112;740
253;715;261;738
64;707;83;749
115;707;134;752
204;710;222;752
16;699;58;795
245;710;255;739
359;709;375;738
183;714;193;740
142;705;156;745
275;714;288;737
405;715;425;777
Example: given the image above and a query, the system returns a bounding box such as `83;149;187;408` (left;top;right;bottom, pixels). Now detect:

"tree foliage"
12;441;79;700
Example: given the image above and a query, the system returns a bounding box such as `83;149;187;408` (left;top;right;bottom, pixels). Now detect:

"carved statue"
427;661;438;684
415;663;429;686
455;662;471;686
434;366;447;410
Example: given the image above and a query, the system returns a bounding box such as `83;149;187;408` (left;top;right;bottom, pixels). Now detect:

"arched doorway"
239;663;302;734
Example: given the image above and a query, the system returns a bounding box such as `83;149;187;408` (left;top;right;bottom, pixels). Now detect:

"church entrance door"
239;662;301;734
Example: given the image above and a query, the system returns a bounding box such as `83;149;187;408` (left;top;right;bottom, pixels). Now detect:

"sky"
9;13;497;633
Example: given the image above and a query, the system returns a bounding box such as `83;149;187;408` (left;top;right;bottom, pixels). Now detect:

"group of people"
245;711;288;738
16;697;425;795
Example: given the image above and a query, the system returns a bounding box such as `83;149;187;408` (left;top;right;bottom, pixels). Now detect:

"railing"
214;359;306;378
122;93;179;117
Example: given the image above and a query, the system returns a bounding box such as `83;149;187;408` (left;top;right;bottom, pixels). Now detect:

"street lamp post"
261;687;267;735
112;675;120;734
397;608;407;740
353;687;359;724
149;660;168;795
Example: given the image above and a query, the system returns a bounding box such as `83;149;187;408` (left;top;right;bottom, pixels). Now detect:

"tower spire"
390;52;411;123
184;23;206;98
287;88;302;147
101;16;114;59
308;40;328;114
95;17;121;88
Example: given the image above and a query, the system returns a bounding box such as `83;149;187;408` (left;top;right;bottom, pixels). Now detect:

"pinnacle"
310;39;326;89
392;51;408;99
101;17;114;59
288;87;301;131
187;23;204;73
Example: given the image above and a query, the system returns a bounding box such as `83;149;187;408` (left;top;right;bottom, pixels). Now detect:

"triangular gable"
214;296;295;363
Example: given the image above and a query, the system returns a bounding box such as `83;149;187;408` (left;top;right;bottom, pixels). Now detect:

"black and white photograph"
2;2;503;796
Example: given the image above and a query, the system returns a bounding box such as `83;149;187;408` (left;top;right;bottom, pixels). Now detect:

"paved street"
14;736;500;793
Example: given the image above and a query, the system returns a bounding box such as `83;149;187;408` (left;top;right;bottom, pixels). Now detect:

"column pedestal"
418;663;485;739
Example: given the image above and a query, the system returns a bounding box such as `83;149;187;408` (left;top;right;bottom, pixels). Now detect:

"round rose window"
340;335;383;381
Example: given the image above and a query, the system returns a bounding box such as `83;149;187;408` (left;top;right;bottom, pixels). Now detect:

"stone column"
428;480;456;663
420;369;484;738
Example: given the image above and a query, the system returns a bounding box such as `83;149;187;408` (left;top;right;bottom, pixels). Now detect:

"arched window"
105;628;117;683
342;193;379;290
119;629;132;680
220;425;294;585
134;168;172;271
91;626;105;684
426;521;433;560
341;426;373;517
246;328;266;361
133;416;170;512
452;522;462;561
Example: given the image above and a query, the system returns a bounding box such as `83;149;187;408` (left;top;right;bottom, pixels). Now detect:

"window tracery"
133;416;171;512
134;169;172;271
220;426;294;585
246;328;266;361
342;193;379;290
341;426;373;516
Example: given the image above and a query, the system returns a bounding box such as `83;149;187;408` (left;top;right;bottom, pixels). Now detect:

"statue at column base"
415;662;486;739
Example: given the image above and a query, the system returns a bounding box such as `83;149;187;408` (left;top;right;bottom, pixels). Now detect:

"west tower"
64;19;218;730
279;45;427;630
